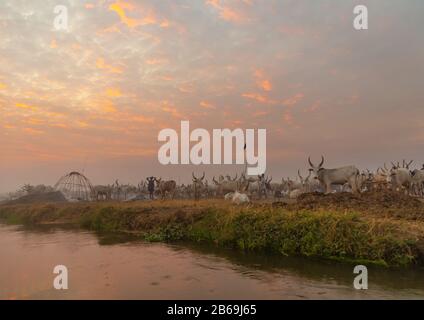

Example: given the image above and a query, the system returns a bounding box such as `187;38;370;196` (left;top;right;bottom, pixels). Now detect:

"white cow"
390;168;412;192
232;191;250;204
308;156;360;194
410;169;424;196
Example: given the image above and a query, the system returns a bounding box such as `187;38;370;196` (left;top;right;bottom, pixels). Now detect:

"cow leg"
325;183;331;194
350;177;359;194
323;180;332;194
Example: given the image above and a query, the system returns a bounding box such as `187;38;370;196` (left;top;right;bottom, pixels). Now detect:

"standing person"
147;177;155;200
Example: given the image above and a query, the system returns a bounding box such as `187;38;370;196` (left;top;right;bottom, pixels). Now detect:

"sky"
1;0;424;192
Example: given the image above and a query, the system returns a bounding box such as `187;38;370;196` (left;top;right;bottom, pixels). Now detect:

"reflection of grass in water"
175;241;424;293
0;200;422;267
2;213;25;225
95;231;142;245
89;229;424;294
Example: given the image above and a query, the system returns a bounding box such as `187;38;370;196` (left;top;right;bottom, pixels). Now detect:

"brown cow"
154;178;177;200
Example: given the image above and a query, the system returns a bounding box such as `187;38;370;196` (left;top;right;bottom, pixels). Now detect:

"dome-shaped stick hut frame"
54;172;94;201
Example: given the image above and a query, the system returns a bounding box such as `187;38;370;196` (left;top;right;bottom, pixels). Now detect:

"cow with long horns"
308;156;360;194
192;172;205;200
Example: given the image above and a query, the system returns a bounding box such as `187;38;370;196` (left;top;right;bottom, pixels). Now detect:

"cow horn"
308;157;314;167
319;156;325;168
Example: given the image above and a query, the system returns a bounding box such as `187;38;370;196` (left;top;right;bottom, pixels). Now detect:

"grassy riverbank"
1;196;423;267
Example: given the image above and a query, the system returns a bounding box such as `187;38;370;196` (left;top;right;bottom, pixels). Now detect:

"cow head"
192;172;205;184
212;176;221;186
403;160;413;169
390;161;401;170
298;169;311;184
265;176;273;190
308;156;325;177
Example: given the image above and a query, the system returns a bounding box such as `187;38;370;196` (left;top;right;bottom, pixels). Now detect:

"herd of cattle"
92;157;424;203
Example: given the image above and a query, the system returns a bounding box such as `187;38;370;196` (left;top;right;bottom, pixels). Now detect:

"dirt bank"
273;191;424;221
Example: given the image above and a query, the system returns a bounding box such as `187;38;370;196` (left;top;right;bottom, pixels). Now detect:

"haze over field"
1;0;424;192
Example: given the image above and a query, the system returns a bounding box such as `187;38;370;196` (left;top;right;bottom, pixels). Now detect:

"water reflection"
1;224;423;300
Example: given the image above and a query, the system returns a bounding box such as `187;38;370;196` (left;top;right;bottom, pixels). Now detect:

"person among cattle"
146;176;155;200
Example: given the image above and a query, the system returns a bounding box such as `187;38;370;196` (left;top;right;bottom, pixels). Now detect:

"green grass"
0;201;420;267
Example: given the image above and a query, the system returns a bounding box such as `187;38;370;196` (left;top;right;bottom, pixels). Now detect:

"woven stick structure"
54;171;94;201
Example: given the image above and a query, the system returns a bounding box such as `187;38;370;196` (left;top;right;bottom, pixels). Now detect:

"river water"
1;224;424;300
